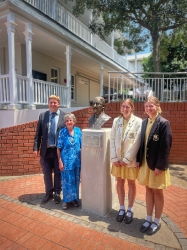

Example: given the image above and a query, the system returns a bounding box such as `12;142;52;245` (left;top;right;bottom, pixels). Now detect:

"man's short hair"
48;95;60;104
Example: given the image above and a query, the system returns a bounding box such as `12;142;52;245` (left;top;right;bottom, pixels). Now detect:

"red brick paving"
0;175;187;249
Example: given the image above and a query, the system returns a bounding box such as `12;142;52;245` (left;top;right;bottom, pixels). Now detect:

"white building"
127;53;151;73
0;0;136;112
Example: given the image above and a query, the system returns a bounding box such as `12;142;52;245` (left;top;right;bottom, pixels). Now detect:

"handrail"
33;78;68;106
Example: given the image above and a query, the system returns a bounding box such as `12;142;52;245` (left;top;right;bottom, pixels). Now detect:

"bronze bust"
89;96;111;130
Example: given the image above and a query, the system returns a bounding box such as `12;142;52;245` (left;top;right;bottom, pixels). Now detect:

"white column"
65;45;72;107
100;64;104;96
120;77;123;99
23;22;35;110
0;29;2;75
135;52;138;72
5;13;21;110
126;53;128;70
111;30;114;60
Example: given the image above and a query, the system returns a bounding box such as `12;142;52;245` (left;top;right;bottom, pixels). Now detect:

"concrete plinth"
7;104;21;110
23;104;36;110
81;128;115;216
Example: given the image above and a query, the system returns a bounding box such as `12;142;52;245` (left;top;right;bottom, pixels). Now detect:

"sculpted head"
90;96;105;116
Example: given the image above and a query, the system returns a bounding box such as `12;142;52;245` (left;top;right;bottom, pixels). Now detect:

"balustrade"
0;75;10;104
23;0;133;71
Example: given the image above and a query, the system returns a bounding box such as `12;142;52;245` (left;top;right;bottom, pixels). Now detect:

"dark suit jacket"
137;115;172;171
33;109;66;158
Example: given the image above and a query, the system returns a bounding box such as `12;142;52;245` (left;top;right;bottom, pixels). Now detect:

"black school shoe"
124;210;133;224
146;222;161;235
116;209;125;222
140;220;152;233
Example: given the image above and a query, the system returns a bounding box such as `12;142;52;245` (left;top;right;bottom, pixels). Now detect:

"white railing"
0;75;10;104
17;75;28;104
107;72;187;102
33;79;68;106
25;0;53;17
92;35;113;58
24;0;135;71
0;75;68;107
57;4;91;44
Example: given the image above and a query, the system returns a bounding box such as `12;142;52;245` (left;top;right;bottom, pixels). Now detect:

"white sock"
151;217;161;229
119;206;125;215
143;215;152;227
150;218;161;229
126;207;133;217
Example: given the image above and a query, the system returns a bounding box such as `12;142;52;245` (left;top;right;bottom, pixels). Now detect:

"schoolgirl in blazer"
110;99;142;225
137;96;172;236
137;115;172;171
110;114;142;167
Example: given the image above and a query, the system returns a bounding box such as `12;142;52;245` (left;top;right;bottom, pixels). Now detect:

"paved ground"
0;164;187;250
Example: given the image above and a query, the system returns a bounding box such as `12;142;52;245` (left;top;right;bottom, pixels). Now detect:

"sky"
137;46;151;54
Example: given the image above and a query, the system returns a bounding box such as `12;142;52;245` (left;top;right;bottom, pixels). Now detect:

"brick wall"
0;102;186;176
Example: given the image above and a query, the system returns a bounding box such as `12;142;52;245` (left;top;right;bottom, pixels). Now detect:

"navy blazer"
137;115;172;171
33;109;66;158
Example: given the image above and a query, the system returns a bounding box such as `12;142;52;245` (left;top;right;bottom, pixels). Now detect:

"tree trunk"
152;32;160;72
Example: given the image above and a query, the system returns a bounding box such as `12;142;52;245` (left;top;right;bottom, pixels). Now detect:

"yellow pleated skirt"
138;160;171;189
111;164;139;180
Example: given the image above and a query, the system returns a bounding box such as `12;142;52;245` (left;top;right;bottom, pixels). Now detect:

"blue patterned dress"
57;126;82;203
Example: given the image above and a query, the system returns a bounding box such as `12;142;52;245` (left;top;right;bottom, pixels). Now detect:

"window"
32;70;47;81
71;75;75;100
51;68;59;83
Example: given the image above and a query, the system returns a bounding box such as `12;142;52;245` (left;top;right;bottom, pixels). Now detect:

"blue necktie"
49;113;56;146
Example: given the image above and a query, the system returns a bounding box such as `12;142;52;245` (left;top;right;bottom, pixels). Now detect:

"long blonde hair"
120;98;135;117
145;96;162;114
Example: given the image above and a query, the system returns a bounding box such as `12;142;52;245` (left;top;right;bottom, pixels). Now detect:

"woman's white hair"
64;113;77;122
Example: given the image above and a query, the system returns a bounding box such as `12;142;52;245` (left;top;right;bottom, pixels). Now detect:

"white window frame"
51;67;59;83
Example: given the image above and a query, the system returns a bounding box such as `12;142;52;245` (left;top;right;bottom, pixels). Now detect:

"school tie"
49;112;56;146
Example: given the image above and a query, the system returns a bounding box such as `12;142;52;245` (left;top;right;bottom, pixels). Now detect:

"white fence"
17;75;28;104
0;75;68;107
107;72;187;102
0;75;10;104
33;79;68;106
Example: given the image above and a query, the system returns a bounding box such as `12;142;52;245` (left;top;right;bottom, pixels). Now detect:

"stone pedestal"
81;128;115;216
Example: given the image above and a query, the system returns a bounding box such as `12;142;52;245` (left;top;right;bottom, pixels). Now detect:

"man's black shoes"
54;193;61;204
41;194;53;204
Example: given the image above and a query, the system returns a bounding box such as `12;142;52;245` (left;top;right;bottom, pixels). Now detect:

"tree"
142;27;187;98
65;0;187;72
142;25;187;75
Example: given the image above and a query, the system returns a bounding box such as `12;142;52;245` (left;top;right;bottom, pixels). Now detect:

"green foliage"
141;55;154;77
65;0;187;72
142;25;187;75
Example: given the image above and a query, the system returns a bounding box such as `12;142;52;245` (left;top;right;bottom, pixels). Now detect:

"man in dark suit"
33;95;66;204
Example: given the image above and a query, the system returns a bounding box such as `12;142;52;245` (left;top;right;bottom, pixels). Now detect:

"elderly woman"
57;113;82;210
